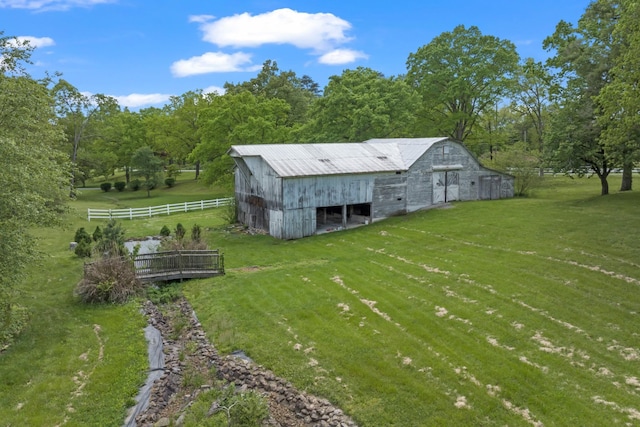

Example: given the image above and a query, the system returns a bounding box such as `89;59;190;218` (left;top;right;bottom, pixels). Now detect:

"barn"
227;137;514;240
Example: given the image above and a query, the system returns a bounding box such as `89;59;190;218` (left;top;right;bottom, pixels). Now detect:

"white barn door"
433;171;460;203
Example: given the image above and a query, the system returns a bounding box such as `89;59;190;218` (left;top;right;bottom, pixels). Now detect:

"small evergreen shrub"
175;223;186;241
160;225;171;237
164;177;176;188
146;283;182;304
128;179;141;191
74;239;92;258
92;226;103;242
75;256;144;304
74;227;92;245
114;181;126;192
99;182;112;192
191;224;201;242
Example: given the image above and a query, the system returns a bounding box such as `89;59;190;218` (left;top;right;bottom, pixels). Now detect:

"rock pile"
135;299;357;427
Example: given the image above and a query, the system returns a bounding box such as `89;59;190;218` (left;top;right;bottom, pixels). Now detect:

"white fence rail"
87;198;234;221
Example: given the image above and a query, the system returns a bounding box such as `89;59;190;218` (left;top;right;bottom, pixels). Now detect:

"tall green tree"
595;0;640;191
511;58;554;175
224;60;319;126
191;91;291;186
0;33;69;345
406;25;520;146
52;79;119;195
298;67;420;142
544;0;621;195
131;146;164;197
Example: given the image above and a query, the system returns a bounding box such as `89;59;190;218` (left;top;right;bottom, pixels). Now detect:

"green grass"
182;175;640;426
0;176;230;426
1;175;639;426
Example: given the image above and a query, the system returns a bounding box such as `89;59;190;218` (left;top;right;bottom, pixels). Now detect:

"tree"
146;91;209;180
544;0;622;195
511;59;554;175
0;33;69;345
595;0;640;191
297;67;420;142
483;142;543;196
52;79;119;196
406;25;520;145
190;91;292;186
131;146;164;197
224;60;319;126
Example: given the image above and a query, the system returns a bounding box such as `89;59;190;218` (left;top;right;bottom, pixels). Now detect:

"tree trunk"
599;174;609;195
125;166;130;183
620;162;633;191
195;161;200;180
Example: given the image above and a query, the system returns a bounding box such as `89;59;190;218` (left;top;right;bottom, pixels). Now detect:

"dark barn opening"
315;203;371;234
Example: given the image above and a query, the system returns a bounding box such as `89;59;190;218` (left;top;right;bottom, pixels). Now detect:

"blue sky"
2;0;589;109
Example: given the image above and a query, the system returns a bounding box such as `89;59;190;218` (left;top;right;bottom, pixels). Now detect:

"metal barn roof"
228;137;449;178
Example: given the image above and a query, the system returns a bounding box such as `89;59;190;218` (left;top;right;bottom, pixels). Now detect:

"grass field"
1;174;639;426
183;175;640;426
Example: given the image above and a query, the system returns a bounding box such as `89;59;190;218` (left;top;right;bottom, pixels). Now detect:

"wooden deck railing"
84;250;225;283
133;250;224;282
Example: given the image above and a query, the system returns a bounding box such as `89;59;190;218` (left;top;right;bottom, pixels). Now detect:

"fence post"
184;202;188;212
167;204;170;216
149;206;152;217
109;209;112;219
130;208;133;220
88;209;91;221
201;200;204;210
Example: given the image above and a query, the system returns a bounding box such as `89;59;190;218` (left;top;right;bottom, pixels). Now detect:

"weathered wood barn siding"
229;138;514;240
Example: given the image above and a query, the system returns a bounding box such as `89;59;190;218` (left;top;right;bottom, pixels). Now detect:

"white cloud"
0;0;115;11
113;93;172;108
15;36;55;48
202;85;225;96
189;14;214;24
170;51;255;77
319;49;368;65
199;8;353;52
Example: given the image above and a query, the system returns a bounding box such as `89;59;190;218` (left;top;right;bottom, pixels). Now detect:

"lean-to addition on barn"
228;137;514;240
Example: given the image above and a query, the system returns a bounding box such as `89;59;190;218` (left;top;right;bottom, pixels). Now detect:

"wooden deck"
134;250;224;283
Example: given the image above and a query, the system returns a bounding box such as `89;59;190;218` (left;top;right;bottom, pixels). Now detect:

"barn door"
479;175;501;200
433;171;459;203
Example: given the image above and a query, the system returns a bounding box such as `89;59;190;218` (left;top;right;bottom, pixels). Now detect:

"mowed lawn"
0;175;638;426
184;176;640;426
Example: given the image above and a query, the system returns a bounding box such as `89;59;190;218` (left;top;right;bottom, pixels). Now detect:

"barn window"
442;145;450;156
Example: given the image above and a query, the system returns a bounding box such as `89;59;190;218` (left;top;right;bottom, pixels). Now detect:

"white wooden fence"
87;198;234;221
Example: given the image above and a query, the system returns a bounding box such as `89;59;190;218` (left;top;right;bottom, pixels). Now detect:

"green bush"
164;177;176;188
175;223;186;241
74;227;92;245
92;226;103;242
114;181;126;192
146;283;182;304
75;256;144;304
74;239;92;258
128;179;141;191
191;224;202;242
160;225;171;237
99;182;112;192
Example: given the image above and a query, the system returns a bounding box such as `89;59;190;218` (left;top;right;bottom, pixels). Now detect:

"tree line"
1;0;638;344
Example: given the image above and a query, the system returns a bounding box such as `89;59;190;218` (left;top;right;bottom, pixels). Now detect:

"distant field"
183;175;640;426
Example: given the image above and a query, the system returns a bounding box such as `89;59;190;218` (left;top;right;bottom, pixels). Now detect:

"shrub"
146;283;181;304
75;240;92;258
128;179;141;191
165;163;182;179
191;224;201;242
114;181;126;192
160;225;171;237
94;219;126;257
99;182;112;192
222;198;237;224
175;223;186;241
75;256;144;304
74;227;92;245
164;177;176;188
92;226;103;242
